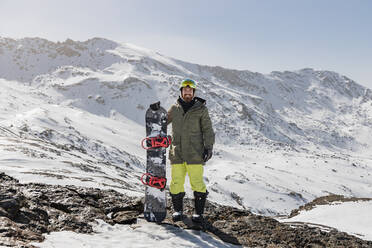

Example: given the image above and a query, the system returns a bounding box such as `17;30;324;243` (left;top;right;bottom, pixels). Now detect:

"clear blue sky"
1;0;371;88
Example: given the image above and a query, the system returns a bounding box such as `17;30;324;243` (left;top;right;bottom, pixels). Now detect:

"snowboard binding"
141;135;171;150
141;173;167;190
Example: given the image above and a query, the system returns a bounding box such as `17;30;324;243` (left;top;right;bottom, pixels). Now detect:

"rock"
0;207;9;218
112;210;138;224
165;198;372;247
0;172;371;247
0;216;43;247
0;190;25;219
0;172;143;247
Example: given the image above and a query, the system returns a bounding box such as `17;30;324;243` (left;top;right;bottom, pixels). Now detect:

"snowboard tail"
144;211;167;223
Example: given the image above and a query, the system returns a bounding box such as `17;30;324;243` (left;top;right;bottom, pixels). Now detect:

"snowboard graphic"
141;102;170;223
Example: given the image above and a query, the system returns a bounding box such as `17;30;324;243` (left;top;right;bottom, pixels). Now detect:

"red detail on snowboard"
141;136;171;150
141;173;167;190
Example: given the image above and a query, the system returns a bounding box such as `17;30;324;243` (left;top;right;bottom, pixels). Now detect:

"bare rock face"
0;172;142;247
0;216;41;247
1;172;372;247
167;198;372;248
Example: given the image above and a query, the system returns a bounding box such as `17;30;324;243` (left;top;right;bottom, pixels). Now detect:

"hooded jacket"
168;97;215;164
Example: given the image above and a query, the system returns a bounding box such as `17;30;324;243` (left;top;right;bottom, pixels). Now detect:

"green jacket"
168;97;215;165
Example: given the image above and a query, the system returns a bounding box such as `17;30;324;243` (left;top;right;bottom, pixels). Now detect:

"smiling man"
167;79;215;223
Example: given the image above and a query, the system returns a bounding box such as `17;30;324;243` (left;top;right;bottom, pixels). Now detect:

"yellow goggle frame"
181;79;196;89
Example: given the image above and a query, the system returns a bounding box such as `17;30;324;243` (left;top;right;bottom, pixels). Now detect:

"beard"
182;93;193;102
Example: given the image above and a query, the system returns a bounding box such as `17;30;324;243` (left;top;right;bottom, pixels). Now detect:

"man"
167;79;215;223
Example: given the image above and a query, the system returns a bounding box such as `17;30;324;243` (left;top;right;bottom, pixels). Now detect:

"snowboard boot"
170;192;185;222
192;191;208;223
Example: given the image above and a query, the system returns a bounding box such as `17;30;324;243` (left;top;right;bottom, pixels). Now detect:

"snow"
2;40;372;208
1;37;372;243
278;200;372;241
31;219;238;248
203;145;372;215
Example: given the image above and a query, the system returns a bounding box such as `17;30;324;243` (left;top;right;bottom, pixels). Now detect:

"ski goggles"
181;79;196;89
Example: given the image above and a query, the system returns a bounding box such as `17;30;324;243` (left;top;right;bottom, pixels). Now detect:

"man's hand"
203;148;213;162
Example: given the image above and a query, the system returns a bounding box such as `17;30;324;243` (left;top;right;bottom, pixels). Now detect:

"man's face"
182;87;194;102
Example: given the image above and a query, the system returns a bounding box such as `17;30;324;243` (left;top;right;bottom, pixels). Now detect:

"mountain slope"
0;37;372;218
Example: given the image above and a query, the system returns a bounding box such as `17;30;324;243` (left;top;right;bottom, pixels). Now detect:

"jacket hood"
194;97;206;105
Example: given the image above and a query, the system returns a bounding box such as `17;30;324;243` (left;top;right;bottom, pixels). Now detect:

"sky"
0;0;371;88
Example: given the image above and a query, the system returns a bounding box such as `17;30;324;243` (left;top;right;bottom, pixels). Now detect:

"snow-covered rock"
1;173;371;247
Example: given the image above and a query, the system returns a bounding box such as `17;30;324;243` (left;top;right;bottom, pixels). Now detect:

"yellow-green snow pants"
170;162;206;194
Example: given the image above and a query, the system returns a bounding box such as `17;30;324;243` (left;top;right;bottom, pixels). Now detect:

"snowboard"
142;102;168;223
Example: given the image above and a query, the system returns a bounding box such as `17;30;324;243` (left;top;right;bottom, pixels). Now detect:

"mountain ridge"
1;37;372;218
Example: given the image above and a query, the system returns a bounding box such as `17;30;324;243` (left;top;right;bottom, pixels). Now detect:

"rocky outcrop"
167;198;372;247
0;173;141;247
288;194;372;218
1;172;371;247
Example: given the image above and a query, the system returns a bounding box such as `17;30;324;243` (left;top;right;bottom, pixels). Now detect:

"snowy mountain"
2;37;372;149
1;37;372;244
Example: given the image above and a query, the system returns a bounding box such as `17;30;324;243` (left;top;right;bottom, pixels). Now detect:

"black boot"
170;192;185;222
192;191;208;223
